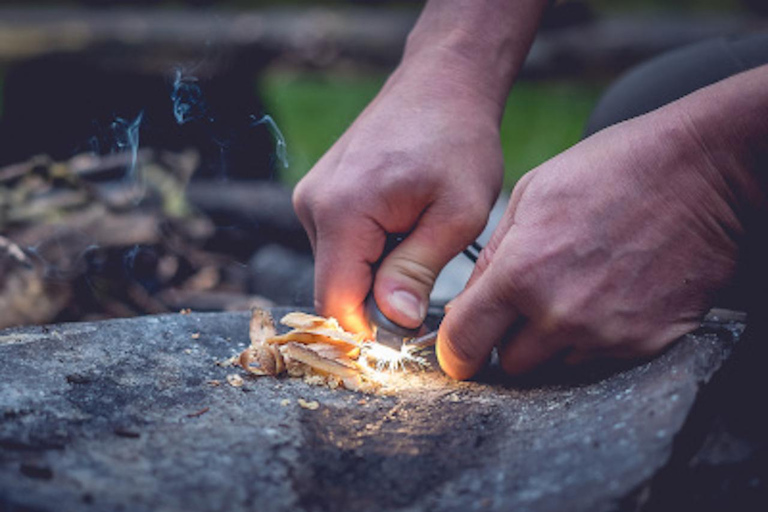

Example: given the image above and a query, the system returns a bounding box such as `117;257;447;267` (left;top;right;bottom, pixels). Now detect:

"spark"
360;341;429;373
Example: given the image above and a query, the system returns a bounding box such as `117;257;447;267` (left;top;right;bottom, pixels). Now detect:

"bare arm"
679;64;768;210
438;64;768;379
293;0;548;333
402;0;548;115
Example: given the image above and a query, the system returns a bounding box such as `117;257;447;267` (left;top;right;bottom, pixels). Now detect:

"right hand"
292;53;506;334
437;104;754;380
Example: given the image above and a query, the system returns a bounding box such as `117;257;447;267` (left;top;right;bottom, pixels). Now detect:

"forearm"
399;0;548;116
675;64;768;215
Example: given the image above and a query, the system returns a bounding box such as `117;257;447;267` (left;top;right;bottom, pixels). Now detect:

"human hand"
292;55;505;333
437;107;751;380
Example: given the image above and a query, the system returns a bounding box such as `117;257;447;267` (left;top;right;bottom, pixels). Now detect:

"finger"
374;205;487;329
292;180;319;254
563;348;599;366
498;322;564;376
314;216;385;335
466;172;535;289
437;259;521;380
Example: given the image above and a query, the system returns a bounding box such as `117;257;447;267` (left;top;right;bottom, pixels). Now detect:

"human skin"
438;64;768;379
293;0;548;334
293;0;768;379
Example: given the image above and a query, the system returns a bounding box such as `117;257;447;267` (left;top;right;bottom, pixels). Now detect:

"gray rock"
248;245;314;307
0;309;745;512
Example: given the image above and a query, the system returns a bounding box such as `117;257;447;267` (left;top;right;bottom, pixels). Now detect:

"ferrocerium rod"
405;330;438;350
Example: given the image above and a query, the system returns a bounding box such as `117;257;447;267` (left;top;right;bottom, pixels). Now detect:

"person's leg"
584;38;768;491
584;32;768;135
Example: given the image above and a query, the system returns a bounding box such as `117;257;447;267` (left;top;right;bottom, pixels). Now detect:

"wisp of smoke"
171;69;211;125
251;114;289;169
111;111;144;196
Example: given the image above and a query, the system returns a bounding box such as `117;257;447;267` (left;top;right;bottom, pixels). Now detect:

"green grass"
260;72;386;186
499;81;602;188
260;71;602;190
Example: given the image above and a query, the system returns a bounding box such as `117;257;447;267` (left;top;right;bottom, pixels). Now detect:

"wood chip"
226;374;244;387
250;308;277;345
297;398;319;410
190;332;200;340
232;308;404;395
281;342;359;378
186;407;210;418
279;312;328;330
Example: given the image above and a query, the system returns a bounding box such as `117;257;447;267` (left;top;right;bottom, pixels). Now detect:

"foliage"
260;71;602;189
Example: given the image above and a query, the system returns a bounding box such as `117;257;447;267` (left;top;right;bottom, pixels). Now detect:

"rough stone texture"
0;309;746;512
248;245;314;307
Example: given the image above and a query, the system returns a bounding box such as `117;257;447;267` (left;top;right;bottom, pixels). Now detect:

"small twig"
0;236;33;268
186;407;210;418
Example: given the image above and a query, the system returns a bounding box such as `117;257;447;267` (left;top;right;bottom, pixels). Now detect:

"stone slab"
0;309;745;512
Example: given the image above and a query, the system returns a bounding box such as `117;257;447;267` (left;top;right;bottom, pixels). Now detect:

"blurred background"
0;0;766;328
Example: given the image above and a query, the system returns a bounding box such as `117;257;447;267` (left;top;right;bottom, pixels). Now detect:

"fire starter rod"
367;240;483;351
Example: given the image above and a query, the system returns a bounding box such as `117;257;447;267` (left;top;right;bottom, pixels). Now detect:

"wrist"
673;65;768;217
400;0;548;118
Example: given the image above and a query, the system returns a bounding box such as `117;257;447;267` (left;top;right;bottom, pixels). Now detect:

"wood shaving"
226;374;244;387
216;356;238;367
235;308;420;394
297;398;319;410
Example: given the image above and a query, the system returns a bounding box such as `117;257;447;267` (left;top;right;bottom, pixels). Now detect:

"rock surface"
0;309;746;512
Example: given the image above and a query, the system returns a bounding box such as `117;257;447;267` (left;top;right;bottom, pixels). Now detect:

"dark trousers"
583;31;768;314
584;32;768;136
582;34;768;512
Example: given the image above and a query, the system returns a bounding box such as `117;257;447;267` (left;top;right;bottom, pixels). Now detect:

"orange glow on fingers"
334;302;372;338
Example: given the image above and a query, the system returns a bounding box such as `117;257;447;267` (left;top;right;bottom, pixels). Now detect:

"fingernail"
389;290;426;324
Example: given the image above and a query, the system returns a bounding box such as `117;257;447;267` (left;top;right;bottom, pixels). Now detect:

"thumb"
374;209;486;329
466;172;534;290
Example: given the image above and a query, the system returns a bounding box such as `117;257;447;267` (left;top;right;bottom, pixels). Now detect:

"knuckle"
292;180;313;224
311;193;345;224
540;302;585;339
453;199;490;234
385;255;438;290
441;318;485;365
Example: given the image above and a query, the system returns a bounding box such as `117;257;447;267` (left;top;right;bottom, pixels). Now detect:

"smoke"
19;67;290;306
111;111;144;188
171;69;211;125
251;114;289;170
172;68;289;177
26;236;100;281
